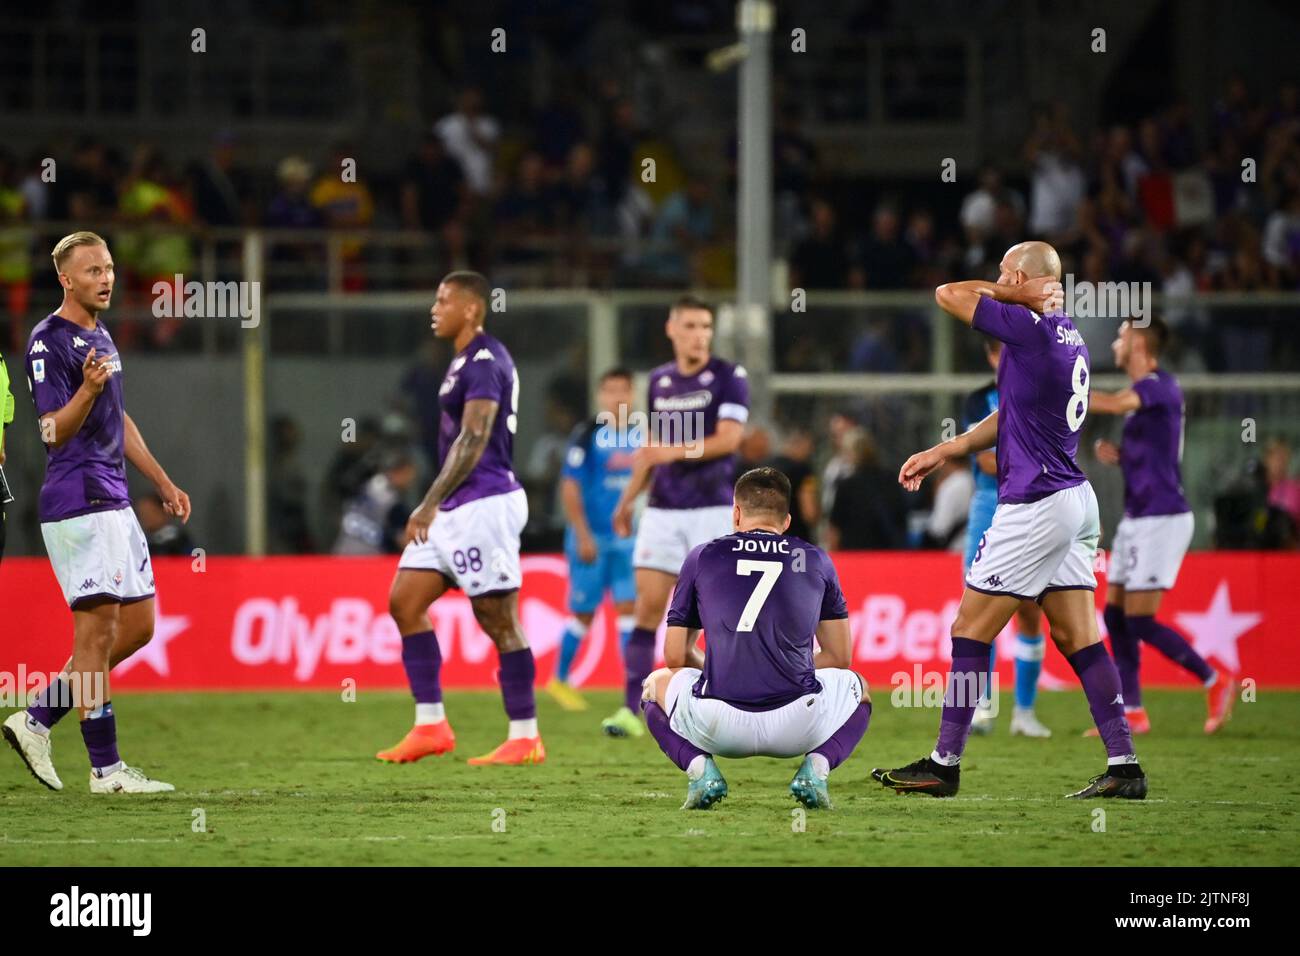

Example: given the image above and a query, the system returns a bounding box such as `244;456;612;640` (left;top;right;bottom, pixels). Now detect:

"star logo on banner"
114;600;191;678
1173;581;1261;673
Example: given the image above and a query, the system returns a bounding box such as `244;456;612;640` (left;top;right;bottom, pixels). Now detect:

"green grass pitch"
3;688;1297;866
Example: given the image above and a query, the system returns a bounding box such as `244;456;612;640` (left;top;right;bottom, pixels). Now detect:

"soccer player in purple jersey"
3;232;191;794
376;272;543;766
1090;317;1236;734
873;241;1148;799
607;295;748;738
639;468;871;809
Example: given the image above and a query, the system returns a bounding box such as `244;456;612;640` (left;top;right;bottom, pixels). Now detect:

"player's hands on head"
405;503;437;546
898;447;945;492
80;348;114;396
1093;438;1121;465
159;480;192;524
1019;276;1064;314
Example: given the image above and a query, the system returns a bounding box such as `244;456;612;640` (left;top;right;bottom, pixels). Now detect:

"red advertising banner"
2;552;1296;691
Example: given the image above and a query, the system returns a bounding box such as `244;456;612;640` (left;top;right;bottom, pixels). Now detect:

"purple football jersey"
1120;368;1189;517
972;297;1090;504
647;356;749;509
666;531;849;711
25;313;130;523
436;331;522;511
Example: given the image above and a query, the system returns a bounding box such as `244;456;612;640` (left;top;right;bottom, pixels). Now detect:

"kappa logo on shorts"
113;570;124;587
79;578;97;591
983;574;1004;589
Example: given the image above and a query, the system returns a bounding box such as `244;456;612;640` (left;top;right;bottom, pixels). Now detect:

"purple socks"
812;701;872;771
400;630;443;704
27;675;74;731
1126;615;1214;683
80;701;121;773
498;648;537;720
1104;604;1141;706
642;699;707;771
624;627;656;713
1068;642;1136;760
933;637;991;763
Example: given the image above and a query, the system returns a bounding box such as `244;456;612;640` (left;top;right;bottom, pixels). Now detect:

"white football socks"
415;702;446;725
508;718;538;740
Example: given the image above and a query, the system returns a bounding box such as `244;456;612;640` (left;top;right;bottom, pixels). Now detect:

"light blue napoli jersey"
562;420;639;541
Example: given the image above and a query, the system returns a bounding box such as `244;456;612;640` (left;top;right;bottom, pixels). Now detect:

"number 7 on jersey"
735;559;783;632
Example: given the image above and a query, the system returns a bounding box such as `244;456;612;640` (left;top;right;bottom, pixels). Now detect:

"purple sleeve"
27;334;74;417
461;355;508;403
1131;375;1161;409
820;553;849;621
718;365;750;423
665;546;704;629
971;296;1042;349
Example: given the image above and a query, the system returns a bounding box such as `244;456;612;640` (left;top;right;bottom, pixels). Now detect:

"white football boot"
89;764;175;794
3;711;64;791
1009;707;1053;738
969;699;997;736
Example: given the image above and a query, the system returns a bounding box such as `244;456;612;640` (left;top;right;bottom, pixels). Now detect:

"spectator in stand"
50;137;118;222
0;151;34;333
1265;437;1300;535
116;146;194;348
310;141;375;291
135;493;195;557
435;86;500;199
820;411;859;526
1025;101;1085;243
495;150;557;265
189;130;253;227
1263;189;1300;287
401;133;467;266
333;449;419;555
534;89;587;175
919;459;973;552
598;97;639;208
266;156;325;291
268;415;315;554
852;203;916;289
769;426;820;543
790;197;850;289
827;427;906;550
551;141;611;237
642;178;715;285
322;415;383;541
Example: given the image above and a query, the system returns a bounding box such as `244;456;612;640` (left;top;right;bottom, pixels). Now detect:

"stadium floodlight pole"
242;230;267;557
735;0;775;424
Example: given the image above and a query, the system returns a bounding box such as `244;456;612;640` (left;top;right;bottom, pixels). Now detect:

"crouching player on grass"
640;467;872;810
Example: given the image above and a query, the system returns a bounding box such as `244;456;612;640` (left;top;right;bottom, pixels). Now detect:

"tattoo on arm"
423;399;498;508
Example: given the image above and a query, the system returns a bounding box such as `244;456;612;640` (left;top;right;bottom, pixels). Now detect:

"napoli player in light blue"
963;336;1051;738
545;368;640;713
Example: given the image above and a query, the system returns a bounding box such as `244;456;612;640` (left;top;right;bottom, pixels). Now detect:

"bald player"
640;467;871;810
873;241;1148;800
1091;316;1236;734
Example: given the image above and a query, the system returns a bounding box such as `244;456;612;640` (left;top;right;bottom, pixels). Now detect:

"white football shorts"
1108;511;1194;592
41;506;155;609
398;488;528;597
633;505;733;576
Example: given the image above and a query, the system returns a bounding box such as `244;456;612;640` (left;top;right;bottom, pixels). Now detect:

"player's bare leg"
1008;600;1052;737
467;590;545;765
6;597;163;791
377;569;456;762
546;610;594;711
1038;588;1146;798
604;569;675;737
640;666;726;809
874;587;1018;796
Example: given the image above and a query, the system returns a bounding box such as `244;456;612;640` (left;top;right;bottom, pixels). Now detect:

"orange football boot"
376;721;456;762
467;736;546;766
1084;707;1150;737
1205;674;1238;734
